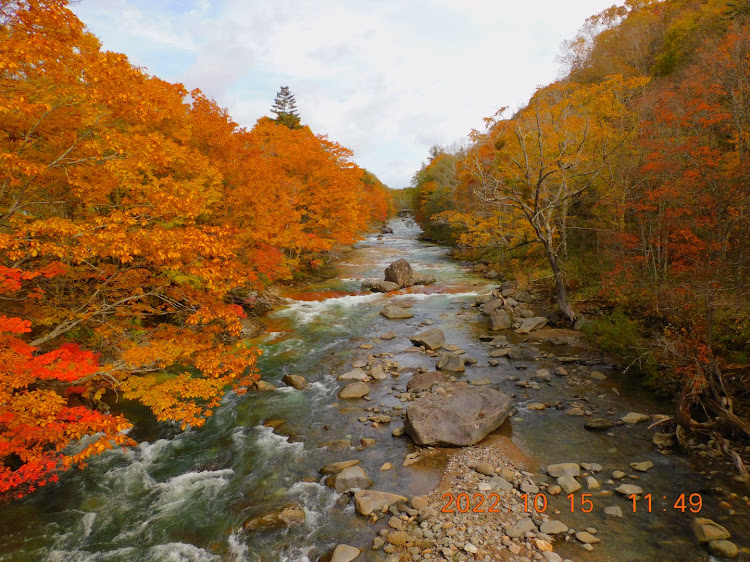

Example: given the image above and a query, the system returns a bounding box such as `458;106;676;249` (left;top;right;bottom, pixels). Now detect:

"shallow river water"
1;219;747;562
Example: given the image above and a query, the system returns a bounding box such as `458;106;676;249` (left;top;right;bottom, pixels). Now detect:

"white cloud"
72;0;617;187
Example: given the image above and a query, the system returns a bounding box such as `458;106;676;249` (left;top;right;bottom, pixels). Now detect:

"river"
0;218;747;561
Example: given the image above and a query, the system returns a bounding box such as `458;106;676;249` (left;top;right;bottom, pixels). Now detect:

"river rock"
652;432;675;447
604;505;623;517
436;354;465;372
253;380;277;391
708;539;739;558
532;368;552;382
282;374;308;390
692;517;731;543
589;370;607;381
371;280;400;293
481;299;505;315
630;461;654;472
615;484;643;496
338;382;370;399
547;463;580;478
320;460;360;475
410;328;445;350
332;466;372;492
490;335;508;346
244;503;305;531
621;412;650;424
576;531;600;544
320;545;361;562
369;362;388;380
404;384;513;446
515;317;548;334
557;475;581;494
384;259;412;287
540;520;568;535
488;310;513;330
585;418;614;430
354;490;408;516
338;368;367;381
505;517;537;538
380;305;414;319
406;371;450;392
406;272;436;286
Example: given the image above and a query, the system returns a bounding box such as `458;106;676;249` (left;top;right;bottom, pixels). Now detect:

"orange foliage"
0;0;391;499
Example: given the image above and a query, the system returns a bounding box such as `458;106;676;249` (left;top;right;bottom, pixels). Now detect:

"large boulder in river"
405;384;513;446
384;259;413;287
380;304;414;319
244;502;305;531
410;328;445;350
488;310;513;331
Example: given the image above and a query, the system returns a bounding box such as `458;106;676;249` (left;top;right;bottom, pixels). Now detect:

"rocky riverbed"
3;218;748;562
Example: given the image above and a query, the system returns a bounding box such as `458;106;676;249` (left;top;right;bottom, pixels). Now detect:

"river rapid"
1;218;747;562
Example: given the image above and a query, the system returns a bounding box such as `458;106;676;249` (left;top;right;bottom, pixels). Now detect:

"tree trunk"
545;245;576;323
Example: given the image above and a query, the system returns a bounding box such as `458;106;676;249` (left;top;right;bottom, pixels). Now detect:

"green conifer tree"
271;86;301;129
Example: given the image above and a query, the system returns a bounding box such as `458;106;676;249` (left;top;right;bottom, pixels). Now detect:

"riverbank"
283;219;749;561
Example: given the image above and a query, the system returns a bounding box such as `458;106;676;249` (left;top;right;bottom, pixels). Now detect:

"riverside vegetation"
406;0;750;488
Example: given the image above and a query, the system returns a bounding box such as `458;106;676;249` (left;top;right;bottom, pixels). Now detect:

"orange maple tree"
0;0;391;499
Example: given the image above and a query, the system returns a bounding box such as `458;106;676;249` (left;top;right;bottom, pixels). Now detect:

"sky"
71;0;618;188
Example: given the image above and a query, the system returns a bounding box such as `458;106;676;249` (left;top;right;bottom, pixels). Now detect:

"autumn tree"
461;76;648;321
271;86;301;129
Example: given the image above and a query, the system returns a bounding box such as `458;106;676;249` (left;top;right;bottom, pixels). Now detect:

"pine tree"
271;86;301;129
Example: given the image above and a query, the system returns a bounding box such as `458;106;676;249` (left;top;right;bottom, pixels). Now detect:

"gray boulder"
437;354;465;372
384;259;413;287
515;317;548;334
488;310;513;331
410;328;445;350
405;384;513;446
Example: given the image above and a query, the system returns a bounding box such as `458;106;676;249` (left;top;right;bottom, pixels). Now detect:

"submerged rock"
405;384;513;446
244;503;305;531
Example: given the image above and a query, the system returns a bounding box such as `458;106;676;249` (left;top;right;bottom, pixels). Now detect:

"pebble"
630;461;654;472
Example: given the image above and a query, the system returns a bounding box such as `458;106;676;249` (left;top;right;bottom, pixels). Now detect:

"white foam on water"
82;512;96;538
287;481;338;530
392;291;479;302
253;425;305;455
226;532;249;561
147;542;221;561
46;547;137;561
277;293;384;323
154;469;234;511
